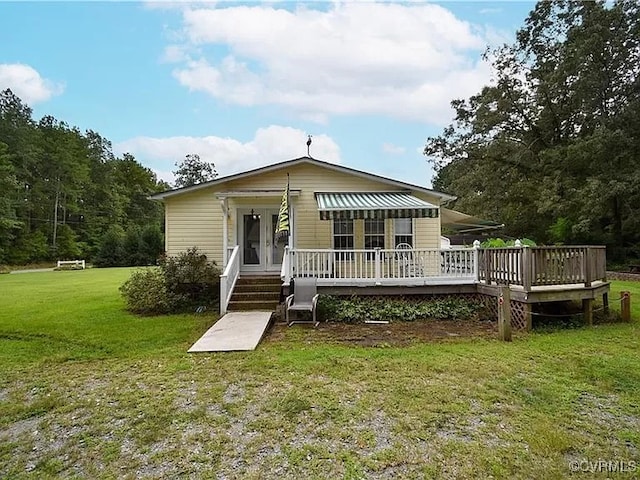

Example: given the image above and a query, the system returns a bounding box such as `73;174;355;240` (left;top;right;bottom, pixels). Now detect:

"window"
365;218;385;249
333;219;354;250
394;218;413;247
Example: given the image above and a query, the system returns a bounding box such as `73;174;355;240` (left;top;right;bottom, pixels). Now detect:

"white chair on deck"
286;277;319;326
395;243;424;277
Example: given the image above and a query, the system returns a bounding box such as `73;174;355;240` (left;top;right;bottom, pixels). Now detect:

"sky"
0;1;536;188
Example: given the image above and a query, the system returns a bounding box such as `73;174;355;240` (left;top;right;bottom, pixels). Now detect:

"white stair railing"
219;245;240;314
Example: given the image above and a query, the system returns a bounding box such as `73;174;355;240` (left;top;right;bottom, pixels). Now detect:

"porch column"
220;199;228;268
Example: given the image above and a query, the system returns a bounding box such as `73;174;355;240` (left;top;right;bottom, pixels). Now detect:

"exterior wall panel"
162;161;443;262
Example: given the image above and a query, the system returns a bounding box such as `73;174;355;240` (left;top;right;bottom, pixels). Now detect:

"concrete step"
230;292;280;302
228;300;279;311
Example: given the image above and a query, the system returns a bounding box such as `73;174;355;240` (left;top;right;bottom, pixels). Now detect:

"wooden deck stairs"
227;275;281;311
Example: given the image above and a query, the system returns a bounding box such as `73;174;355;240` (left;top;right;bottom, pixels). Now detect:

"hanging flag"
274;174;290;243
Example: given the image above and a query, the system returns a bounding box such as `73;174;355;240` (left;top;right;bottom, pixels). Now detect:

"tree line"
425;0;640;262
0;89;168;266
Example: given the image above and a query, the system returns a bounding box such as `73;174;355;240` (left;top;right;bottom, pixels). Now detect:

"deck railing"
283;247;478;285
478;246;607;290
220;245;240;314
283;245;606;290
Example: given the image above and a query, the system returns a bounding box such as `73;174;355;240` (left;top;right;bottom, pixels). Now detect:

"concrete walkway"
188;311;273;352
10;268;55;274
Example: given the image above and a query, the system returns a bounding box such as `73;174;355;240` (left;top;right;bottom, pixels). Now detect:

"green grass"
0;268;213;369
1;270;639;479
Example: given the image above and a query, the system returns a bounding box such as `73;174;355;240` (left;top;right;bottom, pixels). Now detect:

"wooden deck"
280;245;610;330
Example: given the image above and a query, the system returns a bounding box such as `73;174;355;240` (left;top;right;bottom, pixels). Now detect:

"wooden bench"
57;260;86;269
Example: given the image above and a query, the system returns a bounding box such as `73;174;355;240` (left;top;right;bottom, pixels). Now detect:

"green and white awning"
315;192;439;220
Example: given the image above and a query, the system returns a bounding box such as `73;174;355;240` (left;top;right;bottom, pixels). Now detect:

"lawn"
1;269;639;479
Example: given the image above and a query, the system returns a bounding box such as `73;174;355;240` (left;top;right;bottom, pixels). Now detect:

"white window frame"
332;218;354;250
364;218;385;250
394;218;414;247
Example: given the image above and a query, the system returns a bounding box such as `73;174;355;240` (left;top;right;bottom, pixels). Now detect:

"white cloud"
0;64;64;104
165;3;497;125
115;125;341;184
382;143;406;155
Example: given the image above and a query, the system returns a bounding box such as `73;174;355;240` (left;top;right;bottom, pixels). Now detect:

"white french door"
238;208;289;272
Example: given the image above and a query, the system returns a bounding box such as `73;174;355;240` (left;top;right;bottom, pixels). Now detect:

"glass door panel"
243;213;261;266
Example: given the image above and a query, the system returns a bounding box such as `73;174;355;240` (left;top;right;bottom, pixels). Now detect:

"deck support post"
582;298;593;326
621;291;631;322
602;292;609;314
498;286;512;342
523;303;532;331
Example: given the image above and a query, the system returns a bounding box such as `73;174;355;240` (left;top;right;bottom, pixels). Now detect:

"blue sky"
0;1;535;187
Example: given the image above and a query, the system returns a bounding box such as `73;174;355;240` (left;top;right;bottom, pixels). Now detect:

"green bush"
119;268;176;315
140;224;163;264
120;247;220;315
481;237;537;248
55;224;81;259
94;226;126;267
160;247;220;311
317;295;479;323
96;224;164;267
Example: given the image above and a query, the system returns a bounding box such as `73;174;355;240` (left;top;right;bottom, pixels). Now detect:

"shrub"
55;224;81;259
123;226;144;266
316;295;480;323
119;268;177;314
94;226;126;267
481;237;537;248
140;224;163;265
120;247;221;315
160;247;220;311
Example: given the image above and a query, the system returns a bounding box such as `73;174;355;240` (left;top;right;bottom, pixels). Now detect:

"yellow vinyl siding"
164;190;223;264
221;162;421;250
163;161;443;260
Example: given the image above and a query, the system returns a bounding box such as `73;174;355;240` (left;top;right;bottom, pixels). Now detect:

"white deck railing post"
374;248;381;284
473;240;481;282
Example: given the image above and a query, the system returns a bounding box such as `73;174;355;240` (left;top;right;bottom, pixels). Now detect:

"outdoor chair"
286;277;319;327
395;243;424;277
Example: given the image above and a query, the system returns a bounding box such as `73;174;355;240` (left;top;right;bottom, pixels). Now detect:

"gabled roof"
149;156;456;202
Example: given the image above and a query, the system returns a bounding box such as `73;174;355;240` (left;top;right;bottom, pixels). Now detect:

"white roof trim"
216;189;301;199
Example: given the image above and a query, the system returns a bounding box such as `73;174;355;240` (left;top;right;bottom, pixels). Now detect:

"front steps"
227;275;282;311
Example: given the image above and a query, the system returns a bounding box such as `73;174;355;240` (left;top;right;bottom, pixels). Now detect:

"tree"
173;154;217;188
425;0;640;260
0;89;168;264
0;142;22;263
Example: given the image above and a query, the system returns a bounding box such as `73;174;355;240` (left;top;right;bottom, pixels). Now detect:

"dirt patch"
264;319;498;346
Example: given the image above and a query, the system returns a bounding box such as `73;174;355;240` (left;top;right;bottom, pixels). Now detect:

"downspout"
221;198;228;268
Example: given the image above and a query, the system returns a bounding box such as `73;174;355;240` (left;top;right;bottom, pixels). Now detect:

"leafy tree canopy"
173;153;217;188
425;0;640;261
0;88;166;265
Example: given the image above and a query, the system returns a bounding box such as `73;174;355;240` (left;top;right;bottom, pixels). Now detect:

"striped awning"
315;192;439;220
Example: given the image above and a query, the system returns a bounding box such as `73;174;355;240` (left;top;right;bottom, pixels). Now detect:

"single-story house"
150;155;608;329
150;155;487;271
